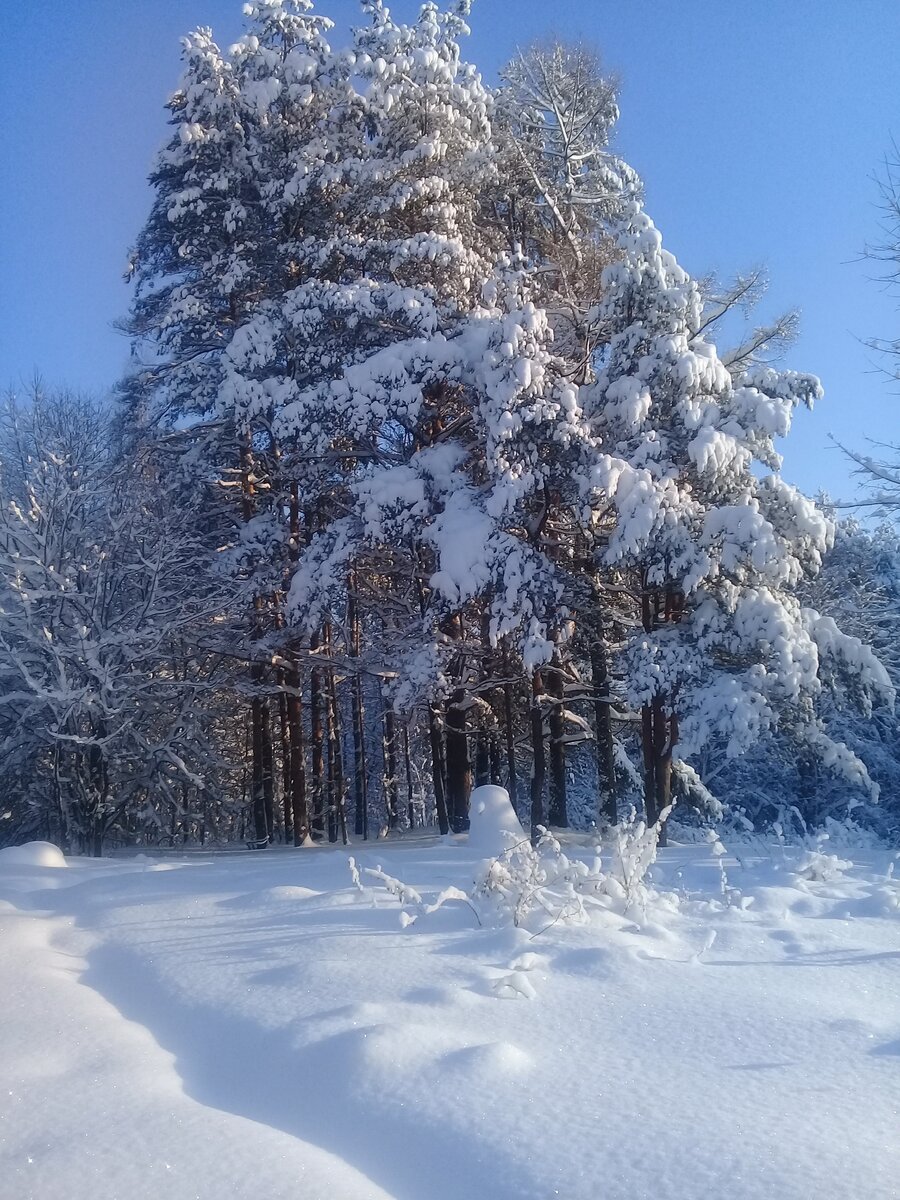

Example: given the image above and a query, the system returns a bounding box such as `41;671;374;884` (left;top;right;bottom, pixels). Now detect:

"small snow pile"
466;785;525;856
0;841;67;869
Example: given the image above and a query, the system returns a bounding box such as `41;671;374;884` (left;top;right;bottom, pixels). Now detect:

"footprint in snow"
404;985;481;1009
550;946;613;979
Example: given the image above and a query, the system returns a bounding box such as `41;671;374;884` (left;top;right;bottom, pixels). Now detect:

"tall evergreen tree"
274;1;600;829
580;205;894;837
122;26;259;441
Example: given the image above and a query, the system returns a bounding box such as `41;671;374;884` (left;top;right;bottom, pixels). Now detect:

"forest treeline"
1;0;898;854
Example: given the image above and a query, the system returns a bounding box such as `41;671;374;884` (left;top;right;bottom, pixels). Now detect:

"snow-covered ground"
2;822;899;1200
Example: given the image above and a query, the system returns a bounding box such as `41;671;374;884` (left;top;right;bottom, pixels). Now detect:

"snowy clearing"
2;832;899;1200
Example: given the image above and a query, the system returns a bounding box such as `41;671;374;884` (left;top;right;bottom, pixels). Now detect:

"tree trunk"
474;613;492;789
489;733;503;786
383;706;399;830
640;691;676;844
474;733;490;788
323;629;339;844
261;692;275;840
641;702;657;827
250;683;269;846
240;433;269;848
278;687;292;842
309;634;325;840
502;641;519;813
641;582;681;844
445;688;471;832
529;671;546;843
285;486;309;845
428;704;450;835
547;661;568;828
640;580;659;832
326;655;348;846
403;723;416;829
349;582;368;839
590;637;618;826
652;697;672;847
285;663;308;845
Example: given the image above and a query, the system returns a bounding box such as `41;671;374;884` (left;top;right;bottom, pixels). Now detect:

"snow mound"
265;885;320;901
0;841;67;869
443;1040;532;1075
467;785;526;856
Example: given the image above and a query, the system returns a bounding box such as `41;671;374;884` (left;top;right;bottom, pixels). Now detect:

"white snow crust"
1;835;898;1200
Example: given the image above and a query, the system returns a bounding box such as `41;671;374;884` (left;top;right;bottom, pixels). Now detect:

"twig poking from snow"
347;856;364;892
362;865;423;909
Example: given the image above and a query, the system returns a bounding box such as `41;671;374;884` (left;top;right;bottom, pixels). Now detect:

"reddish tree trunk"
428;704;450;835
529;671;546;843
445;689;471;832
547;661;568;828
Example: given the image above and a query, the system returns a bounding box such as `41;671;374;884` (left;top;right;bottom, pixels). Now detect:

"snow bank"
0;841;67;869
1;838;899;1200
467;785;526;856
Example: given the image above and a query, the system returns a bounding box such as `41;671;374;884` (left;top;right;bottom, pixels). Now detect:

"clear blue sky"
2;0;898;502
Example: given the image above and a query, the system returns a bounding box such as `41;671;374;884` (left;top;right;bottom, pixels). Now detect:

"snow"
2;836;899;1200
466;784;526;856
0;841;67;869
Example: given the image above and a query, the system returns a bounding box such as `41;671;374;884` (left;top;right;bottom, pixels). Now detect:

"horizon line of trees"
1;0;898;855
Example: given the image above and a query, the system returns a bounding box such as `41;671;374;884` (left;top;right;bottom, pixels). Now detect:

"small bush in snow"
354;808;678;934
794;839;853;883
603;808;671;913
472;829;605;928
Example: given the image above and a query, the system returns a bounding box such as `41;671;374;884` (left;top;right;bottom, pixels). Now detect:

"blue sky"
2;0;898;502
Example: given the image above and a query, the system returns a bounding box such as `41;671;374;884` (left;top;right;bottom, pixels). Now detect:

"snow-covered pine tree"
224;0;357;430
119;20;284;845
580;204;895;840
225;0;361;844
800;518;900;830
122;2;356;847
493;39;638;366
489;40;646;829
707;517;900;838
121;26;258;443
246;1;592;832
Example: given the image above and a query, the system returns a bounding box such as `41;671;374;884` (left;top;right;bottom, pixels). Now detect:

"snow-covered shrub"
603;807;671;913
471;808;679;926
793;835;853;883
471;829;604;928
356;808;677;934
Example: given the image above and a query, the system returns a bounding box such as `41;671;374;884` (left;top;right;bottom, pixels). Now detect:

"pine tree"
494;38;638;363
272;2;593;829
580;204;894;838
122;26;259;441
